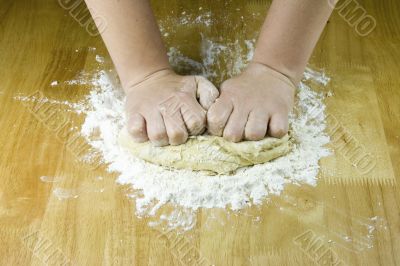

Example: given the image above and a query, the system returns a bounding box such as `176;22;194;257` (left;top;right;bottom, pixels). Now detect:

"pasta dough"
119;129;292;175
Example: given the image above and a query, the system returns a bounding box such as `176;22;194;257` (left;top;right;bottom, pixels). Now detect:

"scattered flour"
39;176;59;183
78;64;331;231
159;10;213;34
15;39;332;231
53;188;79;200
304;67;330;86
177;11;213;26
167;38;256;84
14;94;87;114
95;55;105;63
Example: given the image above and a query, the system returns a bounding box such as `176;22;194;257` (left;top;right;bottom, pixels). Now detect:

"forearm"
253;0;334;84
85;0;170;90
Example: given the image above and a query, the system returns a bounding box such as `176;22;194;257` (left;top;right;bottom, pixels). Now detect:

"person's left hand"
207;62;296;142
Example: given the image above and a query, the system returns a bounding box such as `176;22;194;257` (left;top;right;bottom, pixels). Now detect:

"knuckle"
224;134;241;143
223;128;242;142
245;131;264;141
207;128;221;137
207;113;224;127
207;126;222;136
152;131;167;142
169;130;187;145
189;123;205;135
190;111;206;124
128;122;143;133
129;126;145;138
269;124;288;138
170;130;184;140
188;117;205;131
128;119;146;138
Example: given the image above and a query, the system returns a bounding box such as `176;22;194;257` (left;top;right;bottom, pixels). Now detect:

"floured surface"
1;1;399;264
77;67;331;230
9;39;333;231
118;129;292;175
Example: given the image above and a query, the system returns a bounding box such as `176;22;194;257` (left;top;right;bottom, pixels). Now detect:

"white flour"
14;94;86;114
167;37;256;84
15;40;331;231
77;59;331;231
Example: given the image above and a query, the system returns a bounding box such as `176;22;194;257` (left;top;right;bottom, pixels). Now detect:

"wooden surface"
0;0;399;265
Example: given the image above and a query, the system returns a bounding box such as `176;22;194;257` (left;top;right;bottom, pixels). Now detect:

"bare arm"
207;0;334;142
84;0;170;90
84;0;219;146
253;0;334;84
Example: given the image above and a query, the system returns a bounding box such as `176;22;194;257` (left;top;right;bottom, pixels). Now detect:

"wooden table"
0;0;399;265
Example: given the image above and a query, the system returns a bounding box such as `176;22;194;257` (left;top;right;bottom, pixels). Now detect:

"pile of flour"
78;63;331;230
14;41;330;230
11;40;332;230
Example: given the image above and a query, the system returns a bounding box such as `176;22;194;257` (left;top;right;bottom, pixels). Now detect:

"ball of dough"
118;129;292;175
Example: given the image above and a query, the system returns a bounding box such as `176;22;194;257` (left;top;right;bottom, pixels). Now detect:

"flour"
95;55;105;63
76;61;331;231
39;176;59;183
168;38;256;84
53;188;79;200
158;10;213;35
50;81;59;87
178;11;213;26
12;42;331;231
14;94;87;114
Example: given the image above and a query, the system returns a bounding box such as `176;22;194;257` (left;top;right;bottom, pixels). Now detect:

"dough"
119;129;292;175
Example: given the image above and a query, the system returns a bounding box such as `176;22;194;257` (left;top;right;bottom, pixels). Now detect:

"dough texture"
119;129;292;175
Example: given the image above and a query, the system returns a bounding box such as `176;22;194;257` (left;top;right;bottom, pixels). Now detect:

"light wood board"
0;0;399;265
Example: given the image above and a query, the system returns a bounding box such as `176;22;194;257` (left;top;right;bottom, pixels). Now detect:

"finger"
223;108;249;142
127;113;148;142
144;111;169;146
178;92;207;135
194;76;220;110
207;97;233;136
267;111;289;138
244;110;269;141
162;109;189;145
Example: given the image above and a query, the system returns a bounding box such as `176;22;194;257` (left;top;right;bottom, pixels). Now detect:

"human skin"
85;0;334;145
85;0;219;146
207;0;334;141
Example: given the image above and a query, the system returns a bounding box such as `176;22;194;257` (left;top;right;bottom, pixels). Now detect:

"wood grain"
0;0;399;265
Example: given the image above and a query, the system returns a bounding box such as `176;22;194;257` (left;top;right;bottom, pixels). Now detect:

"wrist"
250;56;303;86
122;66;175;93
245;61;297;89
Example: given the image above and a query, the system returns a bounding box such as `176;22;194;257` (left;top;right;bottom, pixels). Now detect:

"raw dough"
119;129;292;175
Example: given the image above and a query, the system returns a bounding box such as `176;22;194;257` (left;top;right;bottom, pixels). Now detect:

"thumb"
194;76;219;110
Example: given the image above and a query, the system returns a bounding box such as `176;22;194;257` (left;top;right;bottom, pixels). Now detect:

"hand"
125;69;219;146
207;62;295;142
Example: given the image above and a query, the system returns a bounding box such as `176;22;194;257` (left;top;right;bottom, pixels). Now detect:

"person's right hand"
125;69;219;146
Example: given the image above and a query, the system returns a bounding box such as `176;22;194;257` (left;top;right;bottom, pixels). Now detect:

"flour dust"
73;43;331;231
14;41;332;232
